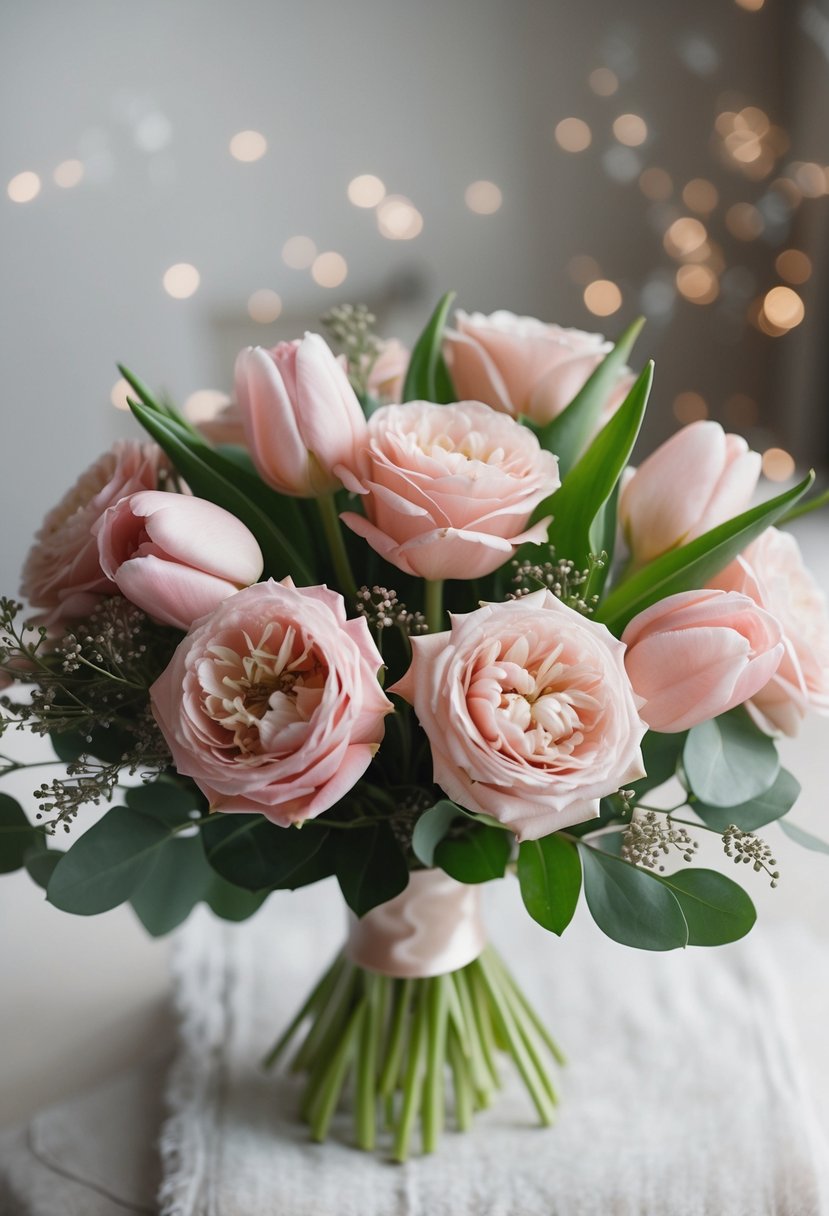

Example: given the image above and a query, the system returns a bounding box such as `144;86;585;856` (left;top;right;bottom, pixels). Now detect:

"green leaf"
585;480;620;600
536;316;644;476
631;730;687;798
412;800;461;866
778;485;829;526
116;363;195;430
0;794;45;874
206;880;268;921
683;709;779;808
47;805;172;915
125;777;202;826
435;821;512;884
129;398;314;583
531;362;653;571
694;768;800;832
778;820;829;855
579;844;689;950
130;835;213;936
597;472;815;634
50;725;131;765
335;822;409;916
24;846;61;890
402;292;457;403
201;814;330;891
656;869;756;946
517;834;582;934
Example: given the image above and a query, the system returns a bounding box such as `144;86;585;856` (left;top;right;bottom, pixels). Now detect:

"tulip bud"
234;333;367;497
95;491;264;630
619;421;761;566
622;589;784;733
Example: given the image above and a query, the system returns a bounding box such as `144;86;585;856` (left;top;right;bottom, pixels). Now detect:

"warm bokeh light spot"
229;130;267;162
762;286;804;330
612;114;648;147
588;67;619;96
554;117;592;152
7;171;41;203
775;249;812;285
376;196;423;239
638;167;673;200
567;254;602;285
282;236;317;268
162;263;200;299
676;264;719;304
673;392;709;423
762;448;795;481
110;378;132;411
183;389;231;424
54;159;84;188
464;180;503;214
583;279;622;316
725;202;764;240
247;289;283;323
312;251;348;288
664;217;708;258
347;174;386;208
682;178;719;214
735;0;764;9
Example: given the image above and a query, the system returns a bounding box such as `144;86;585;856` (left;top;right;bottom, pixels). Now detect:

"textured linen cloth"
158;877;829;1216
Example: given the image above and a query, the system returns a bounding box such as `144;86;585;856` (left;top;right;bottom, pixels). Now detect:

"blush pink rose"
95;490;264;630
443;310;633;426
622;589;783;733
150;578;393;825
619;421;761;566
338;400;559;580
20;441;162;623
235;333;367;497
390;590;646;840
365;338;410;404
709;528;829;735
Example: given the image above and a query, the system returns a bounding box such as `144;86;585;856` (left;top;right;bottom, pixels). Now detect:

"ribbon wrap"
345;868;487;978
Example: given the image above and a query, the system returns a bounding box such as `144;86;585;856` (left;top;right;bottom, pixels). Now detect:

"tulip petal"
115;555;238;629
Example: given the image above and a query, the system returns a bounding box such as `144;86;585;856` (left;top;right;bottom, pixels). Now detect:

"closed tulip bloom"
234;334;367;497
95;491;263;630
622;589;784;733
619;421;761;566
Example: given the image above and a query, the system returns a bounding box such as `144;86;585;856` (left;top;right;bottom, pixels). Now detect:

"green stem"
486;949;566;1067
447;1026;474;1131
262;952;344;1069
308;999;366;1142
317;494;357;600
379;978;412;1098
424;579;445;635
422;974;449;1153
355;973;381;1150
392;980;429;1163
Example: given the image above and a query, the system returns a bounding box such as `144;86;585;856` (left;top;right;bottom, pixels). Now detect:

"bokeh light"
775;249;812;284
762;448;796;480
229;130;267;162
682;178;718;214
664;217;708;258
376;196;423;240
7;172;41;203
567;254;602;285
589;68;619;96
676;264;719;304
583;279;622;316
110;378;132;411
162;263;200;299
183;389;231;423
639;167;673;200
725;202;764;240
735;0;764;9
464;180;503;214
282;236;317;268
312;251;348;287
247;289;283;323
554;117;592;152
54;159;84;189
673;392;709;423
612;114;648;147
347;174;386;207
762;286;805;331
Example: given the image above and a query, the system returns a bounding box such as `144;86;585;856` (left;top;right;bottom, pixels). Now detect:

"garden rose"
622;589;783;733
709;528;829;735
390;591;646;839
339;400;559;580
366;338;409;404
235;333;367;497
95;490;264;630
444;310;633;426
150;578;392;824
619;421;761;566
21;440;161;622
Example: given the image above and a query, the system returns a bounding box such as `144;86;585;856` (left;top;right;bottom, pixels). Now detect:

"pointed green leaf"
335;822;409;916
125;777;202;826
778;820;829;855
597;472;815;634
402;292;457;403
130;835;213;936
47;806;172;915
694;767;800;832
412;800;462;867
631;730;687;799
435;821;511;883
579;844;689;950
778;485;829;526
536;316;644;475
0;794;46;874
656;869;756;945
206;880;268;921
683;709;779;808
201;813;329;891
531;362;653;571
517;834;582;934
116;363;196;430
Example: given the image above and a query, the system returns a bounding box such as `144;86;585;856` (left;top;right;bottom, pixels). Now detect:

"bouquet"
2;295;828;1162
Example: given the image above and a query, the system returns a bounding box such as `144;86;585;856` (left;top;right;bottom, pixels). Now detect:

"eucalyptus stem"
424;579;445;635
317;494;357;600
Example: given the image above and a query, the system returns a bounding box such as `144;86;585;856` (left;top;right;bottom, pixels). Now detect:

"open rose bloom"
4;294;829;1160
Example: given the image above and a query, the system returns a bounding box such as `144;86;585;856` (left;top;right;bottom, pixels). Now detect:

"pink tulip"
622;589;784;733
95;491;264;630
619;421;761;566
365;338;409;404
234;333;367;497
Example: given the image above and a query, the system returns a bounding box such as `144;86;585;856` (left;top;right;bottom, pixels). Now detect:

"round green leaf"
630;731;687;798
201;813;329;890
130;836;213;937
778;820;829;855
47;806;171;915
412;801;461;867
579;844;688;951
206;880;268;922
694;768;800;832
24;846;61;890
0;793;45;874
656;869;756;946
125;777;203;826
517;835;582;935
683;709;779;808
435;823;511;884
335;823;409;916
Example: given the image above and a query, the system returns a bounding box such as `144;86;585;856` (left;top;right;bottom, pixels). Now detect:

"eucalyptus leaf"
401;292;457;403
201;813;329;891
335;822;409;917
412;800;462;867
125;777;202;826
778;820;829;855
0;794;46;874
579;844;689;950
517;834;581;934
435;821;512;884
47;805;172;915
597;472;814;634
131;835;213;936
630;731;688;799
536;316;645;476
24;846;61;890
693;768;800;832
683;709;779;808
206;881;269;921
656;869;756;946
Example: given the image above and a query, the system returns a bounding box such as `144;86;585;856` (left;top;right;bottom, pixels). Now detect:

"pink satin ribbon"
344;868;487;978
